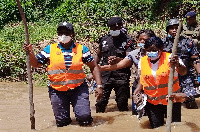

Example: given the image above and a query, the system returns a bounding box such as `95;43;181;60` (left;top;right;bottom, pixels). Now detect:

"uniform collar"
187;22;198;30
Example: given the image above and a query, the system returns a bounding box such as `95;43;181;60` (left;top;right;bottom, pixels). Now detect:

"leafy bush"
0;0;199;85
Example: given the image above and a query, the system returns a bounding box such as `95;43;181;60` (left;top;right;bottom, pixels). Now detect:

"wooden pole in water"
166;19;183;132
15;0;35;129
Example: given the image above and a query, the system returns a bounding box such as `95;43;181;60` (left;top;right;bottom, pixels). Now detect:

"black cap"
107;17;123;27
57;21;74;32
185;11;196;18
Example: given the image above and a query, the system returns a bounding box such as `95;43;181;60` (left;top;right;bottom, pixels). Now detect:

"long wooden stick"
166;19;183;132
15;0;35;129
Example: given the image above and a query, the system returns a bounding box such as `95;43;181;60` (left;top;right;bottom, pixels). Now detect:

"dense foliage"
0;0;199;85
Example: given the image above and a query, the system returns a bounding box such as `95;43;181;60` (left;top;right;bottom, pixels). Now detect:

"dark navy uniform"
96;33;136;112
162;36;198;100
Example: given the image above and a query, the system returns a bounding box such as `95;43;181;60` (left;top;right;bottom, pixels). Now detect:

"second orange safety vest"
47;43;86;91
140;52;180;105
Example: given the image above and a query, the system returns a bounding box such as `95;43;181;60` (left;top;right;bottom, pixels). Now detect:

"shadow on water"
67;114;123;127
140;120;152;129
186;122;200;131
39;114;125;131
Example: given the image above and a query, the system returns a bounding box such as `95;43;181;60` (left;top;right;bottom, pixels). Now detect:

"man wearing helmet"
162;19;200;109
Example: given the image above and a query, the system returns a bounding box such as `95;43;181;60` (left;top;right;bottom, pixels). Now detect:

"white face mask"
58;35;72;44
110;30;120;36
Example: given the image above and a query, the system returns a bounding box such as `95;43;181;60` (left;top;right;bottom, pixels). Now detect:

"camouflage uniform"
182;22;200;87
162;36;198;105
182;22;200;52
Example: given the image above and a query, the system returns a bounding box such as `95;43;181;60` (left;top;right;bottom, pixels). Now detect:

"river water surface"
1;82;200;132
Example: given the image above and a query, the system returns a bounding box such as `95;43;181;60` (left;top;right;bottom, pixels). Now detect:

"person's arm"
166;93;188;103
175;63;187;76
133;81;143;95
192;55;200;74
192;56;200;84
107;56;124;65
86;60;103;100
23;43;42;68
169;55;187;76
189;39;200;83
100;58;132;71
86;48;102;82
133;58;143;95
94;49;102;64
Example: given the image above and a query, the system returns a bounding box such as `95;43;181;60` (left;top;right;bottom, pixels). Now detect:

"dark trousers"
96;78;129;112
146;102;181;128
48;82;92;127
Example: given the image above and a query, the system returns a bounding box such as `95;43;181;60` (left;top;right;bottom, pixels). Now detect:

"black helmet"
166;19;179;32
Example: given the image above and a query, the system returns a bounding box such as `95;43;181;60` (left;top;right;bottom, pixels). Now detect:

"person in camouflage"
162;19;200;109
182;11;200;52
182;11;200;91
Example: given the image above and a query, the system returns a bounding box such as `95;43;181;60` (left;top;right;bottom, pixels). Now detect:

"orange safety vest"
47;43;86;91
140;52;180;105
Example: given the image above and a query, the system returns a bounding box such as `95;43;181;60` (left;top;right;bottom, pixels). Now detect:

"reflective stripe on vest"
47;69;66;75
140;52;180;105
147;88;180;101
67;78;85;84
144;78;179;90
47;43;86;91
49;78;85;85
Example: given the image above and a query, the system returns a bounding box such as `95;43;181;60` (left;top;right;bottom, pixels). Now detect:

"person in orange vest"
134;36;187;128
23;21;103;127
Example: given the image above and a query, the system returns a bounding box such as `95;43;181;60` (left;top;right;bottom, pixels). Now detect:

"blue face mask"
146;51;159;60
168;34;173;38
137;43;145;48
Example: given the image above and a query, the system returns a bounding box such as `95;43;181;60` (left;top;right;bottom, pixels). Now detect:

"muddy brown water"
1;82;200;132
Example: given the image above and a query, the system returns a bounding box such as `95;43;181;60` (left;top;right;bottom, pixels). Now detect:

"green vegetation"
0;0;199;86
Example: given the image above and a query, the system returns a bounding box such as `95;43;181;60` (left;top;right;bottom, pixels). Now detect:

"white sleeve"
168;54;185;77
168;54;185;67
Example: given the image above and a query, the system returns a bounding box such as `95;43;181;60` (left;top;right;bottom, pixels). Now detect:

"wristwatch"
97;85;103;88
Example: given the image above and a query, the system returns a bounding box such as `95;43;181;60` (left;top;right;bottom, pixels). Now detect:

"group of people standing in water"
23;11;200;129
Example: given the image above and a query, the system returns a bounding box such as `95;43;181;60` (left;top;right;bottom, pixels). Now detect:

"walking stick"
166;19;183;132
15;0;35;129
